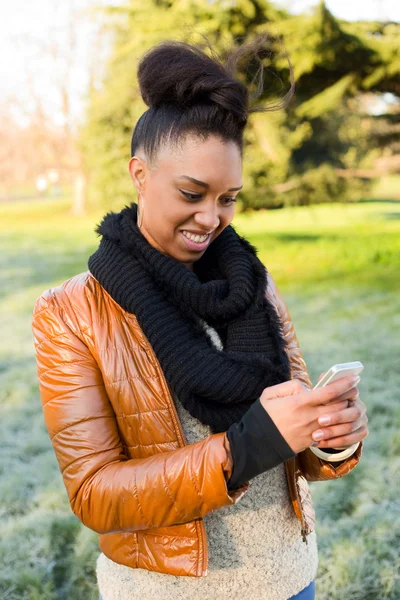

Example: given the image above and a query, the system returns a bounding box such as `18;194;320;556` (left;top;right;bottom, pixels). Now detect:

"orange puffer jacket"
31;270;363;577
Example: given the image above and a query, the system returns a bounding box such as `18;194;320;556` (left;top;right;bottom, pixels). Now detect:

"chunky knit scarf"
88;202;291;433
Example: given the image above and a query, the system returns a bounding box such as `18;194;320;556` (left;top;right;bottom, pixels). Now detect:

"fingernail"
312;431;324;441
351;376;361;386
318;416;330;426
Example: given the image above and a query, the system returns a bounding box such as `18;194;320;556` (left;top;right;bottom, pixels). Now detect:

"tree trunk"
72;173;87;216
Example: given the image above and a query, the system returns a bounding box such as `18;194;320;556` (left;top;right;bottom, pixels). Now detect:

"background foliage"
82;0;400;211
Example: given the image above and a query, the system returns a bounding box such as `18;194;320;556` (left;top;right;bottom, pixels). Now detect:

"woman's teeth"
182;231;208;243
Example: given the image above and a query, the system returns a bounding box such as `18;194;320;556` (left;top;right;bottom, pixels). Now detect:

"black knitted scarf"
88;202;291;433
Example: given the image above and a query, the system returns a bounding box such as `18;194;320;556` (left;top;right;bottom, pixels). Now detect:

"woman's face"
128;134;242;270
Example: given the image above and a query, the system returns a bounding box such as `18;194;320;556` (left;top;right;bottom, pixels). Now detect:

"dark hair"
131;33;294;164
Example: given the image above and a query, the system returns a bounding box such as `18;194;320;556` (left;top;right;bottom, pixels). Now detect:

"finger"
317;372;326;382
328;385;360;405
312;424;369;448
316;396;364;427
319;399;350;414
304;399;350;431
306;375;361;406
312;413;367;442
262;378;306;400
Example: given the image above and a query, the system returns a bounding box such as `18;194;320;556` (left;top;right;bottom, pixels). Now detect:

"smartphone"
313;361;364;390
310;361;364;455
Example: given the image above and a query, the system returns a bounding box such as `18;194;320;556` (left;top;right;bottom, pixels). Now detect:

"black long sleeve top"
226;398;350;491
226;398;296;491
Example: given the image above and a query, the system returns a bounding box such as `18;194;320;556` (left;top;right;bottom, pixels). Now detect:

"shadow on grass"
0;235;96;302
357;197;400;204
283;267;400;295
248;231;324;245
380;212;400;220
0;356;36;374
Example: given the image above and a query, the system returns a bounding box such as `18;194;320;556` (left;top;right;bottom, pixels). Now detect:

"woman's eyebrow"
178;175;243;192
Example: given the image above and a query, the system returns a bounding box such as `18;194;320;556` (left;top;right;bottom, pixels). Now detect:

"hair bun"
137;41;248;122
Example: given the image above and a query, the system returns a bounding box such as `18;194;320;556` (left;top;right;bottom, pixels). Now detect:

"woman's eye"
180;190;202;201
180;190;237;204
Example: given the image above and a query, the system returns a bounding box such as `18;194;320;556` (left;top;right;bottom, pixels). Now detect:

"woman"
32;37;368;600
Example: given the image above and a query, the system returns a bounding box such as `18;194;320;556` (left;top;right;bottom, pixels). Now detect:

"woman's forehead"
155;135;242;184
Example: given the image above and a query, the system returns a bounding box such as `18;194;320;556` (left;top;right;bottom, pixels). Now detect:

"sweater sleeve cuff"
226;398;296;491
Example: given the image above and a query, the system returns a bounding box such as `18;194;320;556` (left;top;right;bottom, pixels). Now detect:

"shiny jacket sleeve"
266;272;363;481
31;292;248;535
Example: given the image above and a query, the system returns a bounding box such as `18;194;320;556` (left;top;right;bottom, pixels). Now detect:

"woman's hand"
259;376;365;455
310;372;369;449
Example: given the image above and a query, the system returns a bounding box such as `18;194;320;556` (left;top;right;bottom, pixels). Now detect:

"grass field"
0;195;399;599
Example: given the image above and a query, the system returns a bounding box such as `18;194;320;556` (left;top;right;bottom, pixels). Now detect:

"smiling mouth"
179;230;213;251
181;230;210;243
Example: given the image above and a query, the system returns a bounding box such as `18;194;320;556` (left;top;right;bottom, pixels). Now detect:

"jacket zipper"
143;340;209;576
297;483;309;544
285;463;309;545
297;488;308;544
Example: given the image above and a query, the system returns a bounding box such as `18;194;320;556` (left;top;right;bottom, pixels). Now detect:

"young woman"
32;37;368;600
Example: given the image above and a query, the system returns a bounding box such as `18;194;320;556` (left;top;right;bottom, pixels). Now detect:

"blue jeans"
100;579;315;600
288;579;316;599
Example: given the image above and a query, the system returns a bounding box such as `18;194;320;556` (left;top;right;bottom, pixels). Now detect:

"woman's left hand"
311;375;369;449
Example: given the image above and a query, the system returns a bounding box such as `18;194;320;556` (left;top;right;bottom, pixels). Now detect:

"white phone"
310;361;364;457
313;361;364;390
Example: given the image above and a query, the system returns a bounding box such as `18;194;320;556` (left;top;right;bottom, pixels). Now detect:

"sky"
1;0;399;127
1;0;112;128
284;0;399;21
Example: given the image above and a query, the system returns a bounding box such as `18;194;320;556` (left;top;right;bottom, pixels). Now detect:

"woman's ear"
128;155;147;194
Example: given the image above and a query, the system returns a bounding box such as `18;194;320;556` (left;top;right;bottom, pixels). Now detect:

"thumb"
261;378;305;401
318;372;326;383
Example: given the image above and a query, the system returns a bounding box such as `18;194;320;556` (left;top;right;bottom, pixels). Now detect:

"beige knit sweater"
96;323;319;600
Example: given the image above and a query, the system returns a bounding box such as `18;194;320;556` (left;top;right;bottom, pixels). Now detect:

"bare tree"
5;0;109;212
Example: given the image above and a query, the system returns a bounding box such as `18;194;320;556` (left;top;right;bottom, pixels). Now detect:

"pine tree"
82;0;399;210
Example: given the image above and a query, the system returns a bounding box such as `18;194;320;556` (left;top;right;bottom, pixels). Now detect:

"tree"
82;0;400;211
4;0;105;212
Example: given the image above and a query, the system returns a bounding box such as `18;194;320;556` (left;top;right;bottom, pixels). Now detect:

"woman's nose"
195;207;220;231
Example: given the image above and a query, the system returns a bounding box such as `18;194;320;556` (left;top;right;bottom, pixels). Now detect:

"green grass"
0;196;399;599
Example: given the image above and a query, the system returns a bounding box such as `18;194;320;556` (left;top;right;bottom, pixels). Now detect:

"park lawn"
0;197;399;599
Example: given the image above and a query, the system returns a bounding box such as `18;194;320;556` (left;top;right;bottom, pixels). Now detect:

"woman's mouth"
180;230;211;252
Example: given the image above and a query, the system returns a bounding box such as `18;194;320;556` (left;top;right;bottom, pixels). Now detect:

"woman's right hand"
259;376;360;454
